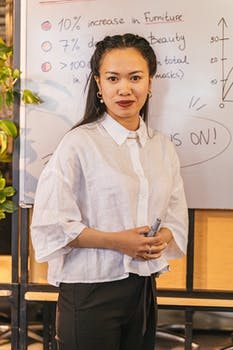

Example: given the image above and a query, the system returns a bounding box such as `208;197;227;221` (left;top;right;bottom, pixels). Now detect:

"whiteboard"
20;0;233;208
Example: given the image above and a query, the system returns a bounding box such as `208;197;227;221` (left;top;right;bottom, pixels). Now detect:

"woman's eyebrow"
104;71;119;75
130;70;144;74
104;70;144;75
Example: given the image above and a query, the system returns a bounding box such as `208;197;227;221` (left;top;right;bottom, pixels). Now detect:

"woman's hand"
112;226;169;261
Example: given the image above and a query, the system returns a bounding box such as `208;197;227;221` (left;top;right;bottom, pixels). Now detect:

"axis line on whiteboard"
218;17;233;104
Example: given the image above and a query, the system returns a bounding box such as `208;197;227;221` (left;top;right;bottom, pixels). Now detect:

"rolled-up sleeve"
30;138;87;263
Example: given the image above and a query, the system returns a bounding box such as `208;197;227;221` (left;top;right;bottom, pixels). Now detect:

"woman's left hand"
140;234;167;261
140;227;172;261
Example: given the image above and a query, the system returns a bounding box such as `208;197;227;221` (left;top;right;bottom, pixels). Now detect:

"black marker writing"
144;11;183;24
148;32;186;51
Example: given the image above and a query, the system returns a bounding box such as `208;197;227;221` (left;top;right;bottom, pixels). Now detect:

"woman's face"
95;47;152;129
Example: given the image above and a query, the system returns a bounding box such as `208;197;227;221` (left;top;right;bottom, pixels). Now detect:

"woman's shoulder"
44;122;97;163
43;123;98;170
149;127;172;145
149;127;178;156
61;121;99;145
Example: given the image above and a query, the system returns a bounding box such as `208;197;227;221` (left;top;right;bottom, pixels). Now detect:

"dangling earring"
148;90;152;98
97;91;104;103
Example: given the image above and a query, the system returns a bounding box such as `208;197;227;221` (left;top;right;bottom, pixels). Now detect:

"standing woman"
31;33;188;350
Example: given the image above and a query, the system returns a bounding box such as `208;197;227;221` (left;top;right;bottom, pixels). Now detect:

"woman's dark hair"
74;33;157;128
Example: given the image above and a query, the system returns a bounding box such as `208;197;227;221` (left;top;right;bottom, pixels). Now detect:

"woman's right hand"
113;227;167;261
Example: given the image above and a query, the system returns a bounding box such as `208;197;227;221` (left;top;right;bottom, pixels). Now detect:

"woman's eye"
107;76;118;82
131;75;141;81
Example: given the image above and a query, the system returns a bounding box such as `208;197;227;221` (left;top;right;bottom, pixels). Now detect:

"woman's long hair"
73;33;157;128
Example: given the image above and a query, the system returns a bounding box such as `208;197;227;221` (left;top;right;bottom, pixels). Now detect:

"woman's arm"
68;226;168;261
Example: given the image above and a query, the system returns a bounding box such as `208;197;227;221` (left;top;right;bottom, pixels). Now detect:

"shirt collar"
100;113;151;147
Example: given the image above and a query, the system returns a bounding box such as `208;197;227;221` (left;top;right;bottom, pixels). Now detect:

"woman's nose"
118;79;132;95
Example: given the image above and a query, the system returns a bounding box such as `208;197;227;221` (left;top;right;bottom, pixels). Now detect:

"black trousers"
56;274;157;350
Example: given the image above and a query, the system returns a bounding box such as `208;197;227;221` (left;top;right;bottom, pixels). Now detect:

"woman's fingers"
137;241;168;261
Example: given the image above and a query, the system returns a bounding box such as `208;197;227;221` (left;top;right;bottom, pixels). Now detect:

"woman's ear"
94;75;101;92
149;76;153;91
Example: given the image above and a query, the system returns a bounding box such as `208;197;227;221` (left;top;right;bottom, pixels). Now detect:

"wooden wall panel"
194;210;233;290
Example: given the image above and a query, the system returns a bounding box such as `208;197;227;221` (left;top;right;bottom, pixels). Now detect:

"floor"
0;330;232;349
156;309;233;350
0;310;232;349
156;330;233;349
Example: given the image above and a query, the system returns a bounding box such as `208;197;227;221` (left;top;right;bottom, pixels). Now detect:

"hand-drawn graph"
218;18;233;108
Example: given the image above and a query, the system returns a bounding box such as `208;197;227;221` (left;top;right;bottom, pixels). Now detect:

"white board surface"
20;0;233;208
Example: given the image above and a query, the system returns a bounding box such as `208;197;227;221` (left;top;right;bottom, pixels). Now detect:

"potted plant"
0;37;40;219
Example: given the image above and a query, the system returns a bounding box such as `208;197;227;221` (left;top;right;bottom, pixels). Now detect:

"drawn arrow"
218;18;229;101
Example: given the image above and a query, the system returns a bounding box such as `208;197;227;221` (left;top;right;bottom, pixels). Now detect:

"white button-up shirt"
31;114;188;286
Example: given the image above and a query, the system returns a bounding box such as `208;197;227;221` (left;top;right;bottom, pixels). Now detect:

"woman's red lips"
116;100;134;107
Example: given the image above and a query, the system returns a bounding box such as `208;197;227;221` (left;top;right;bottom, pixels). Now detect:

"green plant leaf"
0;131;7;154
0;177;6;190
0;58;6;67
0;150;12;162
0;210;6;219
13;68;21;80
0;192;6;203
3;186;15;197
0;93;4;109
0;199;17;213
0;119;18;138
22;89;41;104
0;38;13;60
0;65;12;80
6;90;14;107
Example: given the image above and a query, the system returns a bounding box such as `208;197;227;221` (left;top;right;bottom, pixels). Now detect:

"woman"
31;33;188;350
